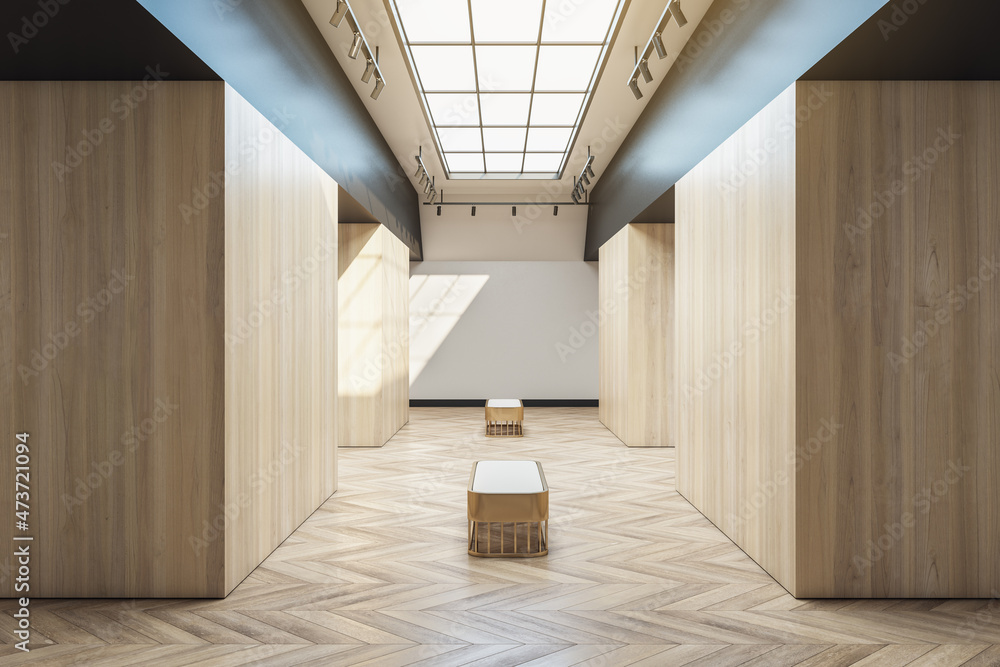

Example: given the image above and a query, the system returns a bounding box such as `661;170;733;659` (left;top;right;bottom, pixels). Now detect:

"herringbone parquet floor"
3;408;1000;666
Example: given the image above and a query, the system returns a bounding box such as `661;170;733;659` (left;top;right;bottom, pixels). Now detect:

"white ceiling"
299;0;716;204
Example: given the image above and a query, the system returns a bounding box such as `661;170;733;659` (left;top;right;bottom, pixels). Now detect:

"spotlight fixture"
436;205;442;216
628;76;642;100
424;178;432;195
652;31;667;59
370;75;385;100
553;205;559;216
414;147;437;203
329;0;386;100
628;0;690;100
348;31;362;59
362;58;376;83
512;206;517;216
413;164;422;178
638;59;653;83
571;190;580;204
571;150;597;204
669;0;688;27
329;0;348;27
587;163;596;180
472;206;476;217
580;170;590;186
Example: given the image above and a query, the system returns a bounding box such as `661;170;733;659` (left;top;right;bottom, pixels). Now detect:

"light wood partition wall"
676;85;798;590
223;87;338;594
676;81;1000;597
598;223;674;447
338;223;409;447
0;82;338;598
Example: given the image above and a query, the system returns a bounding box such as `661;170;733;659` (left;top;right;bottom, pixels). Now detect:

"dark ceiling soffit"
0;0;218;80
584;0;887;260
137;0;422;259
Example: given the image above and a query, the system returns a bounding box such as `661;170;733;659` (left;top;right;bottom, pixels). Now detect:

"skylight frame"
387;0;628;180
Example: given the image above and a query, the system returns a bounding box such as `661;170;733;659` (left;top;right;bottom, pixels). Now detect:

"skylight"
389;0;625;179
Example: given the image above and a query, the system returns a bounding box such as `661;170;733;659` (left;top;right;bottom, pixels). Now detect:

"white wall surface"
410;261;598;399
419;204;588;261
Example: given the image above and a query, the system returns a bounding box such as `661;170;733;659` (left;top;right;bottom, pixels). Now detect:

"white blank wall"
410;261;598;399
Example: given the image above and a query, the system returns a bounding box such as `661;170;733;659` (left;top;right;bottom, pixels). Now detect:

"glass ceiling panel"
523;153;565;172
411;46;477;91
438;127;483;152
480;94;531;126
397;0;470;43
476;46;536;92
426;93;480;126
486;153;525;173
483;127;527;152
471;0;543;43
534;45;602;91
529;93;584;126
446;153;486;172
390;0;624;177
526;127;573;152
541;0;619;42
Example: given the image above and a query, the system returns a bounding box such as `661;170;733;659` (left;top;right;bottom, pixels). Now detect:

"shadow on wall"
409;274;490;386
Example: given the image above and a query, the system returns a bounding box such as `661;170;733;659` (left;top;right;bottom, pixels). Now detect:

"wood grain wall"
795;81;1000;597
676;84;799;591
338;223;408;448
0;83;339;598
0;82;226;597
599;223;675;447
677;81;1000;597
223;86;339;594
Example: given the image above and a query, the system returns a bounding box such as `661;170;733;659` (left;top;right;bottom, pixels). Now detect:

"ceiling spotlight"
669;0;688;27
362;57;376;83
512;206;517;216
553;205;559;216
417;170;426;185
348;31;362;59
587;163;596;179
629;76;642;100
572;191;580;204
638;59;653;83
436;205;442;216
370;75;385;100
652;31;667;59
414;164;422;178
330;0;348;27
580;170;590;186
472;206;476;216
424;178;432;195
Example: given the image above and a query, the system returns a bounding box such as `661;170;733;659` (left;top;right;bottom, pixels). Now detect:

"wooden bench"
485;398;523;437
468;460;548;557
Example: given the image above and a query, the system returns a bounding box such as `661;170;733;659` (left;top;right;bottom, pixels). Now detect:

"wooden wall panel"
795;81;1000;597
598;226;629;440
223;86;338;594
676;85;799;591
598;223;674;447
338;223;408;447
0;82;226;597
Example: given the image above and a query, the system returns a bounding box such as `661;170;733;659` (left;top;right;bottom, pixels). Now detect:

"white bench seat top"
472;461;544;494
487;399;522;408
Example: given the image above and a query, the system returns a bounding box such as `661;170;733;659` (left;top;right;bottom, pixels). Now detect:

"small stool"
485;398;523;437
468;460;548;557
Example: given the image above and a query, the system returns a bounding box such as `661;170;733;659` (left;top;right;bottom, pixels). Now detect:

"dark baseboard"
410;399;598;408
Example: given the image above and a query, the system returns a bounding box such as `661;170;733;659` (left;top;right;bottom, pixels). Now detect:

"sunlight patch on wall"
409;273;489;385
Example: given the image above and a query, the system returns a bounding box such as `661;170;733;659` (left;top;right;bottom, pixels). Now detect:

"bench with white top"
485;398;523;437
468;460;548;557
